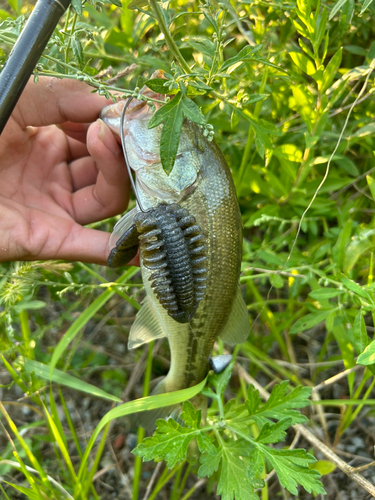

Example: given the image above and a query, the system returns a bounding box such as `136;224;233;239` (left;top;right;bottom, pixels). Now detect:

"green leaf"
353;310;369;354
329;0;348;20
291;85;314;132
22;359;122;403
360;0;375;14
290;310;332;334
71;0;83;15
289;52;316;75
322;48;342;93
148;92;182;129
341;275;371;301
217;444;258;500
366;175;375;202
198;451;221;478
314;7;327;52
251;382;311;425
247;448;265;488
308;288;345;300
145;78;173;94
264;448;325;495
357;340;375;365
255;418;291;444
160;103;184;174
13;300;46;313
211;361;234;399
310;460;336;475
181;97;206;125
71;37;84;69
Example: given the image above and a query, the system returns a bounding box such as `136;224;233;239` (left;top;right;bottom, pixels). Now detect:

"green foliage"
133;367;325;498
2;0;375;497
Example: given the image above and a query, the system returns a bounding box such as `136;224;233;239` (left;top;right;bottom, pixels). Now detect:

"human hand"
0;76;133;266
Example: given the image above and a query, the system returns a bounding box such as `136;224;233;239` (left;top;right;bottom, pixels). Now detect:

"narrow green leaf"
314;7;327;52
290;310;332;334
329;0;348;20
353;310;369;354
220;44;263;71
360;0;374;14
160;104;184;174
308;288;345;299
357;340;375;365
289;52;316;75
71;37;84;69
322;48;342;93
341;275;371;301
181;97;205;125
148;92;182;129
23;359;122;403
366;175;375;202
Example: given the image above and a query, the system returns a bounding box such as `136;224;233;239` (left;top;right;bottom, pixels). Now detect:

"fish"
100;78;249;422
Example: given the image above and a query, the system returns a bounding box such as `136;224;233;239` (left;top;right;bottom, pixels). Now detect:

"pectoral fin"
108;208;140;268
128;296;167;349
219;286;249;345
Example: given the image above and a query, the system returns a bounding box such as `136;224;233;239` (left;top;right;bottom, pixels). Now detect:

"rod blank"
0;0;71;135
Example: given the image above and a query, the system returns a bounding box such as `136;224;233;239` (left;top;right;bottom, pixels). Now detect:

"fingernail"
97;118;120;156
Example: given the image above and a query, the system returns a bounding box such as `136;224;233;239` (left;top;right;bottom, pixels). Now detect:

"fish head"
100;81;201;208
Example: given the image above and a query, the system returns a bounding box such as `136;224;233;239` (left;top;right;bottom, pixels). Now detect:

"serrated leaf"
255;418;291;444
160;104;184;174
181;401;200;428
357;340;375;365
264;448;326;495
246;385;262;415
211;362;234;399
252;382;311;425
247;447;265;486
217;445;258;500
353;310;369;354
308;288;345;300
148;92;182;129
133;418;197;468
181;97;205;125
198;451;221;478
290;310;332;334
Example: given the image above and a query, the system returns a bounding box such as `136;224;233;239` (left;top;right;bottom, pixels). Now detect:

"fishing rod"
0;0;71;135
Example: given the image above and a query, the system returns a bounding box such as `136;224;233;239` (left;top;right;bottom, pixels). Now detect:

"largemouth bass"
101;83;249;419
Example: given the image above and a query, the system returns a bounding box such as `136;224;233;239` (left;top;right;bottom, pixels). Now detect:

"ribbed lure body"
135;203;207;323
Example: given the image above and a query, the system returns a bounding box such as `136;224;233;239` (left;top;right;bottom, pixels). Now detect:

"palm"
0;77;131;265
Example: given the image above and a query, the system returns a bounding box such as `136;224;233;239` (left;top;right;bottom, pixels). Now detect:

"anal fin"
219;286;249;345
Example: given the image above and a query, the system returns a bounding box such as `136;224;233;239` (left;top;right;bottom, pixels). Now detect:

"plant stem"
149;0;190;74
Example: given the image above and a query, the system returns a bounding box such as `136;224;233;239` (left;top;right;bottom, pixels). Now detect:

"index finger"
13;76;116;129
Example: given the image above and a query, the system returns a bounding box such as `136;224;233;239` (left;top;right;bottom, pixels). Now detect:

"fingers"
12;76;115;129
71;119;130;225
60;122;91;144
